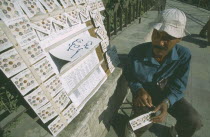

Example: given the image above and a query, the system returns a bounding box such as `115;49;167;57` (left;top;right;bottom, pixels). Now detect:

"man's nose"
159;40;167;47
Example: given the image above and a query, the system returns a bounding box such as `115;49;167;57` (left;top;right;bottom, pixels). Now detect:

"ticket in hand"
129;111;155;131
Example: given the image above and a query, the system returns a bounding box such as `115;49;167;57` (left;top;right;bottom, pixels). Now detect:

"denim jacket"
124;42;191;106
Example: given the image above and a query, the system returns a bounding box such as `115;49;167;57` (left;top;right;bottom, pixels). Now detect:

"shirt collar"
168;45;179;62
143;44;179;65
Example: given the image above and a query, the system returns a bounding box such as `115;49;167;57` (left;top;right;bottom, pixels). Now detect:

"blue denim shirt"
125;42;191;106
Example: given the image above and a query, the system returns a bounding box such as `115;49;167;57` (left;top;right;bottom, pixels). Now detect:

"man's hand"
151;102;168;123
133;88;153;107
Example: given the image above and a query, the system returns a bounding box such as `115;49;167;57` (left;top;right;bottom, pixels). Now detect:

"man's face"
151;29;181;58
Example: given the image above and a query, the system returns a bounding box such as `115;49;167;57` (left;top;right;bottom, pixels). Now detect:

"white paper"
78;74;107;111
11;69;39;96
59;0;75;8
53;23;65;32
129;111;154;131
38;0;62;13
49;31;101;62
74;0;86;5
107;62;115;73
0;32;13;52
61;70;77;93
30;18;53;35
100;38;109;52
65;9;81;26
24;87;49;110
43;75;63;97
97;0;105;11
6;16;39;47
0;48;27;78
92;11;104;27
40;23;86;49
36;30;50;41
50;14;69;29
18;0;46;18
79;6;91;23
105;46;120;73
35;102;58;123
69;66;106;107
88;2;98;13
96;26;108;40
48;116;66;136
87;0;96;3
44;53;60;75
62;103;79;124
0;0;24;23
50;20;66;33
52;89;70;112
60;50;99;94
20;39;45;64
32;57;55;82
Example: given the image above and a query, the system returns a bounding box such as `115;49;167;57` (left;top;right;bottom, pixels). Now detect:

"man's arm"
124;49;153;107
166;53;191;106
124;50;143;95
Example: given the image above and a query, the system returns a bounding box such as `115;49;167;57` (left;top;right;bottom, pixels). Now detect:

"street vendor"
124;8;203;137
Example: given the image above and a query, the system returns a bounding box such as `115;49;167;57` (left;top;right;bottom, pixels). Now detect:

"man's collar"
143;44;179;65
143;44;159;65
169;45;179;61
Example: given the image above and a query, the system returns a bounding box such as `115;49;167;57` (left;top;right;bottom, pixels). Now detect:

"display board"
0;0;120;136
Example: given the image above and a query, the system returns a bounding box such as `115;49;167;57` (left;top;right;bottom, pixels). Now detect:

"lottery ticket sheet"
129;111;156;131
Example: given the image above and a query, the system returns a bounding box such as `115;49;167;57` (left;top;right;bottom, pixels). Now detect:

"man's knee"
176;114;203;137
186;113;203;130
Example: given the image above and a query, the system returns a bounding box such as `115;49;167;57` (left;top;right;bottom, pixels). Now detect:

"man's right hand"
133;88;153;107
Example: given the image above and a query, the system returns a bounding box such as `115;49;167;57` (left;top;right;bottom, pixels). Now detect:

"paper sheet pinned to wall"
49;31;101;62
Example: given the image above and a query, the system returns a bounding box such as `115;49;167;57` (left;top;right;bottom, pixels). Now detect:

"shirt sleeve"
124;50;143;95
166;54;191;106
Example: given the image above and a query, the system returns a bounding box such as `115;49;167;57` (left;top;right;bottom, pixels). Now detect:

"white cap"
153;8;190;38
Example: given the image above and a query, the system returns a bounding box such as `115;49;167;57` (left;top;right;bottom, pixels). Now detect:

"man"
124;9;203;137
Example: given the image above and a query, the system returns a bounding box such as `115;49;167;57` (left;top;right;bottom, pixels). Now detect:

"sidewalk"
107;0;210;137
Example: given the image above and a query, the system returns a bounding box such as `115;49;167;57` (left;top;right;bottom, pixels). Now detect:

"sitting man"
124;9;203;137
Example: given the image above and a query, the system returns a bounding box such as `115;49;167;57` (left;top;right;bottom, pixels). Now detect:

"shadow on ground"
109;113;129;137
182;34;209;48
98;75;129;131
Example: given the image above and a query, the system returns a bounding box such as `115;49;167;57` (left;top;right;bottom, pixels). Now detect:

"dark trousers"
131;98;203;137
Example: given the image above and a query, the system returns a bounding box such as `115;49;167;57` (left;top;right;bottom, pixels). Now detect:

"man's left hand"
151;102;168;123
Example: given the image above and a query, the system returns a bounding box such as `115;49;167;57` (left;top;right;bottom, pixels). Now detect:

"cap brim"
153;23;190;38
